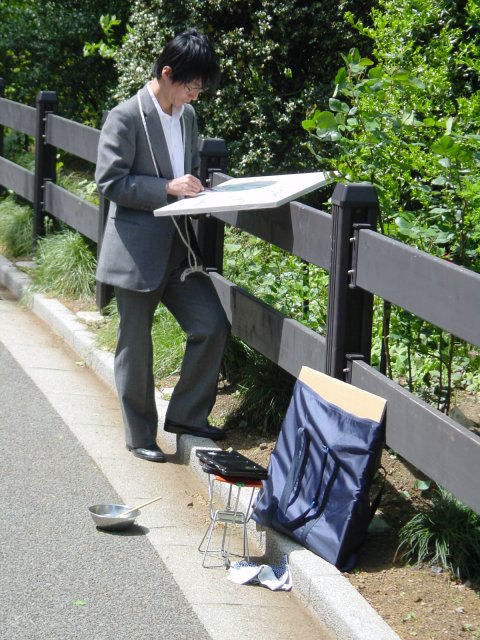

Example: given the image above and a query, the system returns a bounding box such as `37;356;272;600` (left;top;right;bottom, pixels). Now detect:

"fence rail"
0;156;34;201
351;360;480;514
43;182;99;242
46;114;99;164
0;96;35;137
1;85;479;514
211;272;327;376
354;229;480;346
212;196;333;271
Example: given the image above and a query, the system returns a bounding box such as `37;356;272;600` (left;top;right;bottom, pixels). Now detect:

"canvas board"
298;366;386;423
153;171;331;217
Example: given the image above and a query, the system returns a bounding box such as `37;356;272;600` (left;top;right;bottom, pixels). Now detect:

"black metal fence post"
325;183;379;380
195;137;228;273
33;90;57;240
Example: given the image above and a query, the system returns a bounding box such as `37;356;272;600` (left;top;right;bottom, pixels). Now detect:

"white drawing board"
153;172;331;217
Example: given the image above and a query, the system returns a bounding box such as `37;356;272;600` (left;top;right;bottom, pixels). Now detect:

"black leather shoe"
164;419;226;441
126;443;166;462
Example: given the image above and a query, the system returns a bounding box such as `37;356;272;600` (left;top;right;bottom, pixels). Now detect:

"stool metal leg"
199;478;259;568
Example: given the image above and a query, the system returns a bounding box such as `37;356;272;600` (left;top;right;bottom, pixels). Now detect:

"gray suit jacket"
95;84;200;291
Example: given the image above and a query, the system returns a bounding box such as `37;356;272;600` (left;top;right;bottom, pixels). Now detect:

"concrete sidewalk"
0;254;400;640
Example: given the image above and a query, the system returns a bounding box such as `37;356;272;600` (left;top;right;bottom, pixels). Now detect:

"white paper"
153;172;330;217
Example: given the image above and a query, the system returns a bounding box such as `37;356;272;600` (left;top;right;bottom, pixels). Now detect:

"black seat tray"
196;449;269;479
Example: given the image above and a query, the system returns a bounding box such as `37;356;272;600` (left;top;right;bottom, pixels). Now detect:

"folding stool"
198;472;264;568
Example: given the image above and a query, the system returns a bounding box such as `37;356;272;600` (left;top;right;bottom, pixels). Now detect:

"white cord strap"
137;91;206;281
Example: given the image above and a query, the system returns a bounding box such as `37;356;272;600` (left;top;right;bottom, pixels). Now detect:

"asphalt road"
0;340;210;640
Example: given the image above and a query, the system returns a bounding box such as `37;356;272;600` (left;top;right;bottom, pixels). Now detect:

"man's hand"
166;174;204;197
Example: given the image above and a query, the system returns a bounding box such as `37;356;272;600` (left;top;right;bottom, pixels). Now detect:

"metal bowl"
88;504;140;531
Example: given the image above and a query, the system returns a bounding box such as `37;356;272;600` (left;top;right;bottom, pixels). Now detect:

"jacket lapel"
138;85;174;179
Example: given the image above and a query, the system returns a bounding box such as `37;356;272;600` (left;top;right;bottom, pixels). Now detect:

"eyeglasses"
184;83;204;96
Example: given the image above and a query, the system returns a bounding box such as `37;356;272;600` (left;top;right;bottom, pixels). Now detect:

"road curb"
0;254;400;640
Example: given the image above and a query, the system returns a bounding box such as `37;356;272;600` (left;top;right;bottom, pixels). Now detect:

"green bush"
220;225;330;432
0;195;33;257
112;0;373;175
303;0;480;268
0;0;130;125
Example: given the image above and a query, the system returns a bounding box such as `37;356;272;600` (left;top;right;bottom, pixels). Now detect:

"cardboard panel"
299;365;386;422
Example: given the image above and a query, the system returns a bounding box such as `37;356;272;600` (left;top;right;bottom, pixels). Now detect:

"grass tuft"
0;196;34;257
32;229;96;300
396;487;480;579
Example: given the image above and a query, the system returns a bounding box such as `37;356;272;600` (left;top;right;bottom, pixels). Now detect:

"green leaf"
432;136;455;154
406;77;425;90
395;213;413;227
368;66;384;79
301;119;315;131
392;69;410;81
415;480;432;492
325;131;343;141
312;111;338;130
364;117;380;132
445;116;455;135
72;599;87;607
347;47;361;65
334;67;347;85
350;63;367;74
224;243;242;252
329;98;350;113
401;111;417;126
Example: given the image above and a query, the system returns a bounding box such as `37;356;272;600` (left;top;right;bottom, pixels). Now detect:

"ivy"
304;0;480;408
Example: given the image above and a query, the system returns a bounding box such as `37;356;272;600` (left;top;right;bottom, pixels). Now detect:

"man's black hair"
152;28;220;91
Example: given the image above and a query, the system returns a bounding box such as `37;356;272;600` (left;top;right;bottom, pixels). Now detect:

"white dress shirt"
147;82;185;179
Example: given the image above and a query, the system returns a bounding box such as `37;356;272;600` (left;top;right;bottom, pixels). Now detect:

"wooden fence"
1;84;480;514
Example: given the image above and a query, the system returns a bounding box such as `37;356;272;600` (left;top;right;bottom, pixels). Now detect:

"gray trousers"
114;236;230;449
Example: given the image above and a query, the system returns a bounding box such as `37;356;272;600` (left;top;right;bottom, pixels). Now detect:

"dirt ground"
178;379;480;640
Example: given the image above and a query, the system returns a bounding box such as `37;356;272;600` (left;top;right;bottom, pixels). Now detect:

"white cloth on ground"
227;554;292;591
